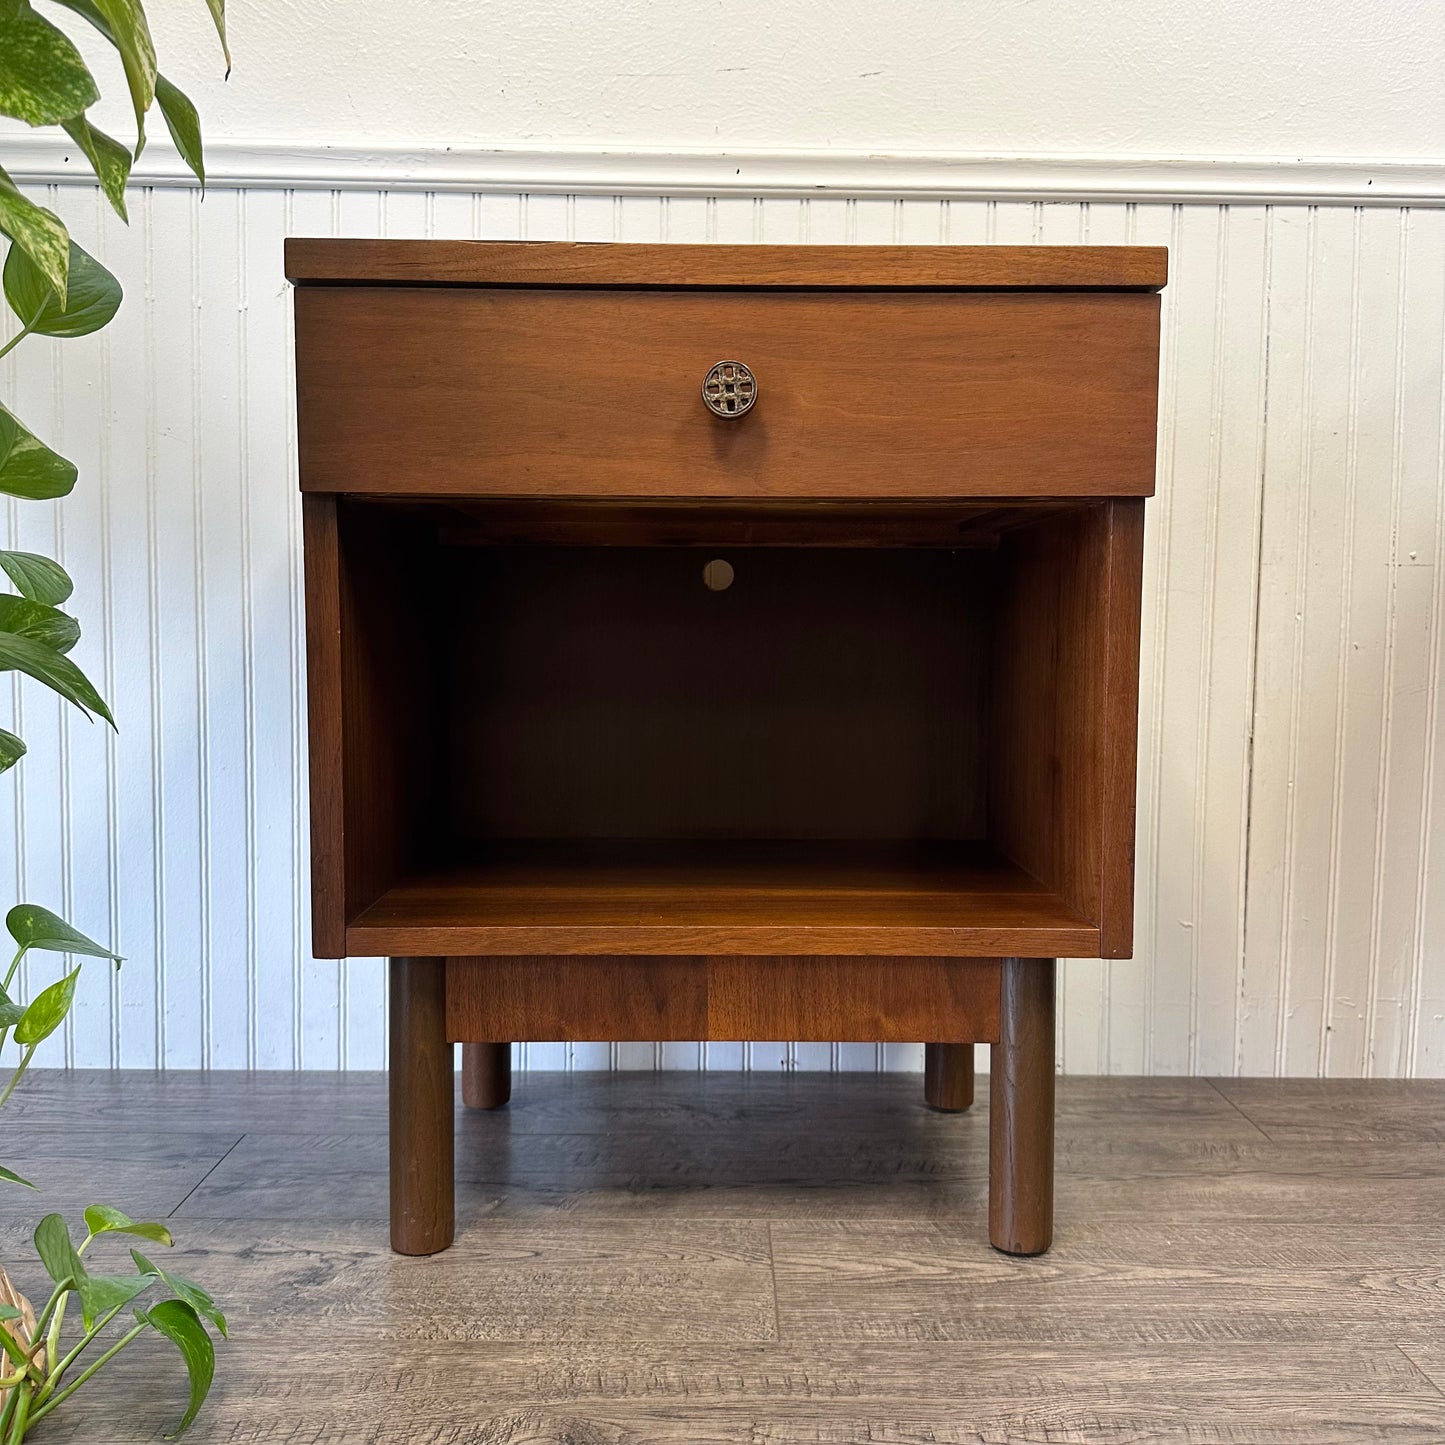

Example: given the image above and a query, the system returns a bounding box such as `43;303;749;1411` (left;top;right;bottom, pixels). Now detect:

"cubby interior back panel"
441;546;992;843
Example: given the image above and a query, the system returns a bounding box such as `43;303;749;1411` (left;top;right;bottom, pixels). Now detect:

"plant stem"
27;1322;145;1426
28;1283;67;1357
41;1292;65;1387
0;1382;15;1439
38;1298;125;1403
4;1380;29;1444
0;1047;37;1112
0;326;34;367
1;947;24;996
0;945;25;1054
0;299;49;369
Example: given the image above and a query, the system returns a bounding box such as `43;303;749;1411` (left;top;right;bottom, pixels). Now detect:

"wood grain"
348;842;1097;958
771;1218;1445;1345
300;493;345;957
3;1070;1441;1444
989;501;1145;955
446;957;1001;1043
461;1041;511;1110
423;497;1086;549
990;958;1056;1254
924;1042;976;1111
52;1341;1445;1444
294;287;1162;498
1097;499;1147;956
443;545;992;846
284;239;1169;291
388;957;453;1254
1208;1078;1445;1141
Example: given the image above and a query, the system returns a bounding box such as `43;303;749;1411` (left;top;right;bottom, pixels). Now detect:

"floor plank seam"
766;1220;784;1344
166;1133;248;1218
1396;1345;1445;1401
1203;1076;1276;1140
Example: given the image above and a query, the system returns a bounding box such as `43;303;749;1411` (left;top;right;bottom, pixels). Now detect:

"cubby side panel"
1097;499;1146;957
302;493;346;957
988;500;1144;956
333;503;445;944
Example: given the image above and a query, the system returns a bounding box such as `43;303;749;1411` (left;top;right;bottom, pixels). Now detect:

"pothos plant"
0;1;231;1438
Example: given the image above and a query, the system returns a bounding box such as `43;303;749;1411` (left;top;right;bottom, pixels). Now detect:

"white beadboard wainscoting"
1;149;1443;1077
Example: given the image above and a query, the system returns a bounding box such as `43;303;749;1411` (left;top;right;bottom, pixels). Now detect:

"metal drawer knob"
702;360;757;418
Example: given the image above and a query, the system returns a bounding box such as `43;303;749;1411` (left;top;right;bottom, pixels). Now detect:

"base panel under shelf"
446;954;1005;1042
344;841;1098;958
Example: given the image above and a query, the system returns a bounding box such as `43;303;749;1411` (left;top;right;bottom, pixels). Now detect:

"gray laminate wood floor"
1;1070;1442;1443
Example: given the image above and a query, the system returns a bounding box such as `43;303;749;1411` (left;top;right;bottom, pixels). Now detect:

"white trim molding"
2;135;1443;206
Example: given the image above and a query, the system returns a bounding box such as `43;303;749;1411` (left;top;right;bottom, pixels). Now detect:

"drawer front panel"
295;287;1160;498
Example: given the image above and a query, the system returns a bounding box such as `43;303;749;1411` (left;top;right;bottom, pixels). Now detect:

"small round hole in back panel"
702;558;735;592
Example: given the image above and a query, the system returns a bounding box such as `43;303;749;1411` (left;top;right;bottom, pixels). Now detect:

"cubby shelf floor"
344;839;1100;957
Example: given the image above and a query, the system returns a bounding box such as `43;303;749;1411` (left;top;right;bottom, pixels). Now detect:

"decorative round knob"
702;360;757;418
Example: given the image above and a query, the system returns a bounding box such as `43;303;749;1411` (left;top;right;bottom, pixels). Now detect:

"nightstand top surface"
284;240;1167;291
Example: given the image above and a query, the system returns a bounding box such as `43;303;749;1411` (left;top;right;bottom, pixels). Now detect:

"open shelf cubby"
307;495;1141;961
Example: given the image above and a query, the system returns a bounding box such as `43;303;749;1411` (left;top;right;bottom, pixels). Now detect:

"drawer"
294;287;1160;499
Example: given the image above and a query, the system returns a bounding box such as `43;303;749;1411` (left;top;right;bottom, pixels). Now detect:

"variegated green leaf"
0;2;99;126
203;0;228;75
61;112;130;219
0;629;113;723
0;594;79;653
155;74;203;185
48;0;156;156
0;727;24;774
4;238;121;336
0;166;67;303
0;548;72;604
0;407;77;500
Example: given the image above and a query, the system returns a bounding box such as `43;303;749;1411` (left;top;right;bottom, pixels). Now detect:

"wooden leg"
389;957;454;1256
462;1042;511;1110
989;957;1055;1256
923;1042;974;1111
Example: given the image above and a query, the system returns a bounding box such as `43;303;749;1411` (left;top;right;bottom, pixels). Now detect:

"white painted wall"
0;1;1442;1076
116;0;1445;161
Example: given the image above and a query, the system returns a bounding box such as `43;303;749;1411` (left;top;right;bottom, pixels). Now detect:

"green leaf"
34;1211;83;1289
132;1251;226;1338
7;904;120;961
0;1164;35;1189
0;629;113;723
0;3;100;126
60;113;129;220
0;1303;20;1322
48;0;155;157
0;978;24;1027
79;1268;152;1329
139;1298;215;1438
84;1204;172;1246
203;0;229;76
4;238;121;337
0;595;79;653
14;965;80;1045
0;727;26;774
0;408;78;500
0;549;72;605
155;74;203;186
0;166;68;304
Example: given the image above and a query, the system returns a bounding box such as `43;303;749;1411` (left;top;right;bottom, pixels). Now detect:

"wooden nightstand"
285;240;1166;1257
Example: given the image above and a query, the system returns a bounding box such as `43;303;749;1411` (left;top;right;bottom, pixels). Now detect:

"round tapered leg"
389;957;454;1256
924;1043;975;1111
989;958;1055;1256
462;1042;511;1110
